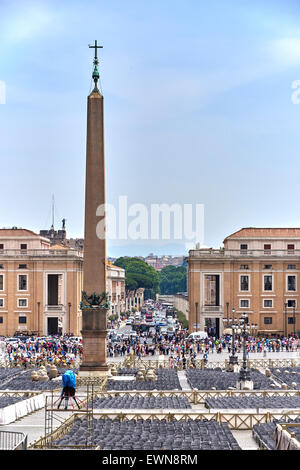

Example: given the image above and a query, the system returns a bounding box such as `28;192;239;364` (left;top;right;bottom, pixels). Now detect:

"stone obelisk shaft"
80;88;108;376
83;90;106;295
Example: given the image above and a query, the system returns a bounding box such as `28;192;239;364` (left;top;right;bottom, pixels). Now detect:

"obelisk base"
79;307;109;378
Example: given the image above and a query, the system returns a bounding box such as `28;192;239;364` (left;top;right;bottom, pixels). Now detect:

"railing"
0;391;43;398
201;305;223;313
92;389;300;405
189;249;300;258
0;431;27;450
45;304;64;311
116;356;300;370
0;249;83;258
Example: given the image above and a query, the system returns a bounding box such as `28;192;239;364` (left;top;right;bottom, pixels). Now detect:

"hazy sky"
1;0;300;257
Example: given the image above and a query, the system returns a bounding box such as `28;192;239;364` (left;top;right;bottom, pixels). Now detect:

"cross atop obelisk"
88;40;103;90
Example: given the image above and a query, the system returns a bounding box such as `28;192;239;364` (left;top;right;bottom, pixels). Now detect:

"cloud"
265;37;300;67
0;2;54;44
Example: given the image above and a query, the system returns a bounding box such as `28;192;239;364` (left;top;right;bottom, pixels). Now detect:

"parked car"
5;338;19;347
188;331;208;340
69;336;82;343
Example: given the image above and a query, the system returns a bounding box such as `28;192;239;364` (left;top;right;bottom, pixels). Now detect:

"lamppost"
37;301;40;336
293;304;296;338
195;302;199;332
238;312;258;384
68;302;71;335
284;302;288;338
223;308;239;366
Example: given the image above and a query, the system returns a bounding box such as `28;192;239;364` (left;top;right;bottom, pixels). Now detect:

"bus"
145;312;153;322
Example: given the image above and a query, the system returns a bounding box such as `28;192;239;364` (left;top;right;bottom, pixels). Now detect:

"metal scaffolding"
44;382;95;449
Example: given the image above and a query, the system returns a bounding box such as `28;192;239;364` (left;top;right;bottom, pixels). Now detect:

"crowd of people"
0;336;82;368
1;306;299;369
107;321;300;365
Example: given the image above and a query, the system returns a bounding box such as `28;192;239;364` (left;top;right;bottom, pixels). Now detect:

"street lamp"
284;302;288;338
37;301;40;336
68;302;71;335
223;308;239;366
293;304;296;338
238;313;258;384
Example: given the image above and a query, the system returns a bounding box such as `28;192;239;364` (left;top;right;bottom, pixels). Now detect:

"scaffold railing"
43;383;95;449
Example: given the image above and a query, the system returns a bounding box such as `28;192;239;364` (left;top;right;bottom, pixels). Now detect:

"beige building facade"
106;262;126;317
187;228;300;337
173;293;189;320
0;229;83;337
0;228;128;337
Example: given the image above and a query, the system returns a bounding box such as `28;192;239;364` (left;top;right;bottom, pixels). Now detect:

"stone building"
0;228;82;337
173;293;189;320
187;228;300;337
106;262;126;317
125;288;145;312
0;228;127;336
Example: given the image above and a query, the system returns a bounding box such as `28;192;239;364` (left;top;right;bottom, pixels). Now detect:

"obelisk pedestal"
79;308;109;377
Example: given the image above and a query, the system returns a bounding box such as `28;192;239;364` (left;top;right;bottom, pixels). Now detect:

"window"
240;299;249;308
18;274;27;291
0;244;3;251
18;299;27;308
0;317;3;324
288;244;295;253
287;300;296;308
288;317;296;324
288;265;296;270
264;265;272;270
0;265;3;269
240;265;249;270
18;316;27;324
264;244;271;254
264;275;273;291
0;275;3;291
264;299;273;308
264;317;272;324
20;244;27;250
204;275;220;306
18;264;27;269
240;275;249;291
240;244;248;253
287;276;296;292
0;299;3;307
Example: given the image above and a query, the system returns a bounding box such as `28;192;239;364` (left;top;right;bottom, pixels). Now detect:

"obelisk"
79;41;109;377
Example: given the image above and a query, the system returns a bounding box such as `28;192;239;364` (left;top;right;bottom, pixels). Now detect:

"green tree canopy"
159;265;187;295
114;257;160;298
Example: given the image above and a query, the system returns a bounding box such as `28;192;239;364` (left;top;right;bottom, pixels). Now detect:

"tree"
159;265;187;295
114;257;160;299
